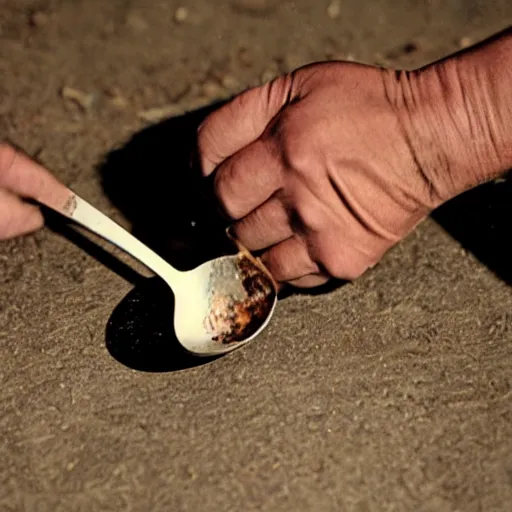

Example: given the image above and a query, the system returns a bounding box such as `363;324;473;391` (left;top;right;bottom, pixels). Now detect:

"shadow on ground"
42;210;217;372
96;103;237;371
105;276;221;372
94;102;511;371
100;102;233;271
432;174;512;285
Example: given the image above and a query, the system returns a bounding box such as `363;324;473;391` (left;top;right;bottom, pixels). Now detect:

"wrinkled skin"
198;62;437;288
198;26;512;289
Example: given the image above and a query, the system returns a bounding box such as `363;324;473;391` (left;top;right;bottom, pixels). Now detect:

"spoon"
39;185;278;356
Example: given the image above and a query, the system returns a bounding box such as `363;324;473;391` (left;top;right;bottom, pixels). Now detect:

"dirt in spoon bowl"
205;250;277;345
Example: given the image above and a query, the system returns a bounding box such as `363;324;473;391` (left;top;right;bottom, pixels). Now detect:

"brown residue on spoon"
62;194;77;216
205;229;277;344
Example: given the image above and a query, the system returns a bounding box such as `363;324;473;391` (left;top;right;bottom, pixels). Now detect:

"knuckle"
315;242;369;281
282;135;312;172
278;114;322;175
293;200;329;234
322;255;360;281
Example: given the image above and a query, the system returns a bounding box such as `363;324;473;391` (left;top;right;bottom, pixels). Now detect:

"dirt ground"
1;1;512;511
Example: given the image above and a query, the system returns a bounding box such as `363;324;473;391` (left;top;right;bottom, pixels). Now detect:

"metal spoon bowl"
41;188;277;356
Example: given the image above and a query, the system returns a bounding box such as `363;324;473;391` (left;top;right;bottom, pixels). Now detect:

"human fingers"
213;137;283;219
232;196;292;251
197;74;294;175
0;143;65;205
259;236;320;283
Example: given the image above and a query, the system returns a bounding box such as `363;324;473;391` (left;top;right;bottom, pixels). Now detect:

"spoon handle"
39;187;186;288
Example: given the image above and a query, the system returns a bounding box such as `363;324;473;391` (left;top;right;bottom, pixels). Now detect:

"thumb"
0;143;63;201
0;187;44;240
197;74;294;176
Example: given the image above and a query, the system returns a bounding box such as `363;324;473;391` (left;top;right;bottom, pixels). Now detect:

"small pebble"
221;74;240;90
174;6;189;23
110;95;129;109
30;11;49;27
66;459;78;471
104;85;122;97
459;36;472;49
61;86;95;112
202;80;224;99
327;1;341;20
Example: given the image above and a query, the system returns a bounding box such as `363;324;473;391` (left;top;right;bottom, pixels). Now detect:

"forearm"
394;27;512;205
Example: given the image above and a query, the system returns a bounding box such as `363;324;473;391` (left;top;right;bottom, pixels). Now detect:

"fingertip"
287;274;330;289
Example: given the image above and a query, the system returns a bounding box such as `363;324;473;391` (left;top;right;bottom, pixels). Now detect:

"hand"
197;62;436;288
0;143;53;240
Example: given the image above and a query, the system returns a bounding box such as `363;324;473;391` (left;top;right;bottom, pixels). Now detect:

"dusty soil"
1;1;512;511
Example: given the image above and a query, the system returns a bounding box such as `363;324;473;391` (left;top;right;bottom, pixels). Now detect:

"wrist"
388;27;512;207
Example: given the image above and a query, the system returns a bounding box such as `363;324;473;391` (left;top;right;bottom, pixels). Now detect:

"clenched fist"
198;29;512;288
198;62;435;288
